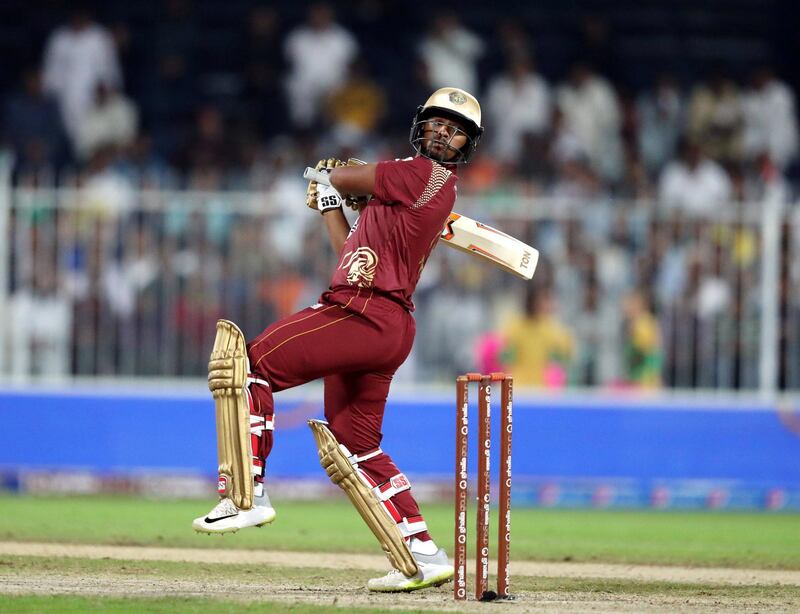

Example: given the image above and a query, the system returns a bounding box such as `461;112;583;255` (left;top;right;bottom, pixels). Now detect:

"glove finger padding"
305;157;372;212
306;158;347;211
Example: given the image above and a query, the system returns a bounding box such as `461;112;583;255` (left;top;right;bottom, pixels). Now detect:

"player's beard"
424;137;458;162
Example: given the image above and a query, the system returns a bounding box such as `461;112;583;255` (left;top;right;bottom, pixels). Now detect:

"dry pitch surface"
3;541;800;613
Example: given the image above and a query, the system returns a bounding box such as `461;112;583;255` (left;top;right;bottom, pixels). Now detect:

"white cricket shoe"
367;540;453;593
192;492;276;534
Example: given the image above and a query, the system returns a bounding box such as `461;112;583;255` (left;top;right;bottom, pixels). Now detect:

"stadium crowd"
2;2;798;199
1;2;798;389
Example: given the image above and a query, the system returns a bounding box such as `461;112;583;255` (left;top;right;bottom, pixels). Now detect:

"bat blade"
439;213;538;280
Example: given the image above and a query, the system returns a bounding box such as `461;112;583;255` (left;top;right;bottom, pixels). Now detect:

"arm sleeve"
373;157;452;208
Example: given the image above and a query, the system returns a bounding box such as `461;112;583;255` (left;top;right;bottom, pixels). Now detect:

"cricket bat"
439;212;538;280
303;167;539;280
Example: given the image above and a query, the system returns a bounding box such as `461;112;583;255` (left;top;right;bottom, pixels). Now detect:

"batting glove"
316;171;344;214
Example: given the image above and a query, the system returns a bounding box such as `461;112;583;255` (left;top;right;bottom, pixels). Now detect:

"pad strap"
399;515;428;537
347;447;383;465
373;473;412;501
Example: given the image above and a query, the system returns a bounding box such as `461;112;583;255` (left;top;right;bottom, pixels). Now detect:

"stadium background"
1;0;799;513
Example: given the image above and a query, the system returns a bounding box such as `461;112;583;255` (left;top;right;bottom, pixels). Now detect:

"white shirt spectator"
42;20;122;146
658;157;732;214
103;253;159;319
556;67;623;182
8;286;72;379
284;7;357;128
419;14;484;95
75;86;138;160
742;75;799;169
637;76;684;174
486;62;551;162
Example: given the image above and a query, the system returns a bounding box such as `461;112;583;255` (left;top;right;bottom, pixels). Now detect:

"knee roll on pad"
308;419;419;578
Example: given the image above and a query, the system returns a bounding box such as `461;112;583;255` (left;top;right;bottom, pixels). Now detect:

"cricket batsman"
193;87;483;592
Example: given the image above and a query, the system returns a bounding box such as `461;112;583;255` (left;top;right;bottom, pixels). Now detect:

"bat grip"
302;167;331;186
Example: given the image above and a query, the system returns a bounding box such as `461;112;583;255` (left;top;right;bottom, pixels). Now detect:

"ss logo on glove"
320;195;340;210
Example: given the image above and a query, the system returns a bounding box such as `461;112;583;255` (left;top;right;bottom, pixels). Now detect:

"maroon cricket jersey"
324;156;457;311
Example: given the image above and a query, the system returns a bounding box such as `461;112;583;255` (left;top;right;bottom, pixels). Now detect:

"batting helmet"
410;87;484;164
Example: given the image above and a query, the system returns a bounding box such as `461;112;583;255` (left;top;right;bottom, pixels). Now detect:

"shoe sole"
367;569;454;593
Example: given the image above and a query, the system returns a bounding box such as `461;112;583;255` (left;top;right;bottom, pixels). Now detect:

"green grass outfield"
1;495;800;612
1;495;799;568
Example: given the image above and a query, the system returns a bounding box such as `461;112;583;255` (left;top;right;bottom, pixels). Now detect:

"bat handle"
302;167;331;186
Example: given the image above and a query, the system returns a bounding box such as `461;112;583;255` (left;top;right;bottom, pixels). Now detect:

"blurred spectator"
75;82;138;161
102;225;160;322
513;131;556;194
550;157;606;200
686;68;743;165
501;287;575;388
556;62;624;183
621;291;662;388
491;20;533;66
741;66;799;170
2;66;69;174
179;105;232;176
8;256;72;378
415;258;487;379
68;224;107;375
570;280;602;386
173;271;223;375
284;2;358;129
459;153;505;195
260;139;314;265
729;153;791;205
80;147;136;220
694;244;732;321
485;55;551;163
618;150;654;200
550;107;587;167
114;133;176;187
658;139;732;213
667;244;737;387
474;331;505;375
418;12;484;95
637;73;685;177
42;6;122;150
324;57;386;149
260;264;308;321
185;169;231;246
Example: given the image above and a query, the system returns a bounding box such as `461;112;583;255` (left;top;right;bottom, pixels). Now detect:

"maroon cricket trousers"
245;286;431;540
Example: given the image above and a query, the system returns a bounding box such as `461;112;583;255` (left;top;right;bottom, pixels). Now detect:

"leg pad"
308;419;419;577
208;319;253;510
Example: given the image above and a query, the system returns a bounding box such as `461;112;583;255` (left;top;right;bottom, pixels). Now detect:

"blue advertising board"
2;387;799;509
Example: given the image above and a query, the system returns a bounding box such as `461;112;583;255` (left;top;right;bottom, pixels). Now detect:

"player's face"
422;116;469;162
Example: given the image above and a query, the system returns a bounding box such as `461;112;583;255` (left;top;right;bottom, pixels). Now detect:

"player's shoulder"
387;156;454;179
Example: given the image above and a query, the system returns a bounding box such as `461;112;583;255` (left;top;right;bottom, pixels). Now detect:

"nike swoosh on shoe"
204;514;238;523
